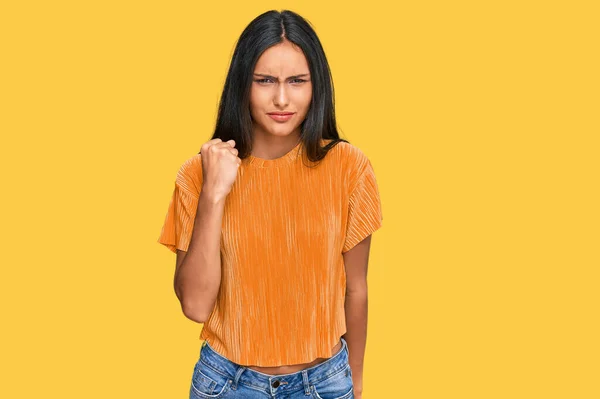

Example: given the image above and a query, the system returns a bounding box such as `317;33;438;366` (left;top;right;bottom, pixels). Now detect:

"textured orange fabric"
157;138;383;366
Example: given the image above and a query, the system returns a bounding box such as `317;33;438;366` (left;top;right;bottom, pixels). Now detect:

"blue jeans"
189;337;354;399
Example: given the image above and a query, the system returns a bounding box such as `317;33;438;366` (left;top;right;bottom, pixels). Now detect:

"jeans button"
272;380;280;388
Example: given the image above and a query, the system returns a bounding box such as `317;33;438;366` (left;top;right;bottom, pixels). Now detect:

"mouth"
267;112;295;122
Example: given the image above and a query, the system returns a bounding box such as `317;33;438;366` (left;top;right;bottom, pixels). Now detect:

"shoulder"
332;140;371;175
331;141;378;197
175;153;203;196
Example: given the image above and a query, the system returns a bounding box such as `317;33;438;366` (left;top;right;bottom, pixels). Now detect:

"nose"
273;83;290;107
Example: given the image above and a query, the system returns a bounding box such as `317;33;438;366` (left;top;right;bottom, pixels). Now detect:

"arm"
170;138;241;323
342;234;372;398
174;188;226;323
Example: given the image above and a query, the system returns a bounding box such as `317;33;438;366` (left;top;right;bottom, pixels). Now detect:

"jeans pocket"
189;359;233;399
311;363;354;399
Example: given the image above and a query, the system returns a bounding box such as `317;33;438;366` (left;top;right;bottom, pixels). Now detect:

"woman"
158;9;383;399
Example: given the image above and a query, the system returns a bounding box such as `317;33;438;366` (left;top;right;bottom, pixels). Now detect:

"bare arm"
174;189;227;323
342;234;372;397
173;138;241;323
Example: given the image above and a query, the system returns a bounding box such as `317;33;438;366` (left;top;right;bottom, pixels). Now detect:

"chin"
265;125;298;136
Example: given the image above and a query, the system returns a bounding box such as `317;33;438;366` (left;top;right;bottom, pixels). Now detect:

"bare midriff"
246;340;343;375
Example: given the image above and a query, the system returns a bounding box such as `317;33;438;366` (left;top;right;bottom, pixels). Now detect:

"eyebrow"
253;73;310;80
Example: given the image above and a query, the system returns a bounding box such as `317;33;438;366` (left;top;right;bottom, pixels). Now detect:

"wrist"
200;188;228;204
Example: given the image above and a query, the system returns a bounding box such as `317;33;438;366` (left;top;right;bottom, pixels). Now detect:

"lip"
267;112;295;122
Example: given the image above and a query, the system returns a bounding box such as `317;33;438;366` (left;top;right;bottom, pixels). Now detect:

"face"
250;40;312;140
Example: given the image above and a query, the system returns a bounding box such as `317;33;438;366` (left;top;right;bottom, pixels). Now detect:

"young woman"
158;9;383;399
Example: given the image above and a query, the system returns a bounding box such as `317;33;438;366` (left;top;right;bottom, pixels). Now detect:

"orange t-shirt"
157;138;383;366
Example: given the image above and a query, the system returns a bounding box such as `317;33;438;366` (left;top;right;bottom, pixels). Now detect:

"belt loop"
302;370;311;395
232;367;246;390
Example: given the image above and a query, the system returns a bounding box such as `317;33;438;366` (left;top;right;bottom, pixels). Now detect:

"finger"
213;141;239;156
220;151;241;168
200;138;223;154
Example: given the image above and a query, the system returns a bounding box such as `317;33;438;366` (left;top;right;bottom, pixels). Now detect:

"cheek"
296;87;312;112
249;89;268;112
301;83;312;103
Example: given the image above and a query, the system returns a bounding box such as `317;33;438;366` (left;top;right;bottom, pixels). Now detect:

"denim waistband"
198;337;349;396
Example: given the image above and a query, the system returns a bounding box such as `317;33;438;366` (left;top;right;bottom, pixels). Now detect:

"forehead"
254;41;309;73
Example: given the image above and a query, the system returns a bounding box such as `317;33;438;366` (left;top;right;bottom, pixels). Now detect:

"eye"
254;78;308;84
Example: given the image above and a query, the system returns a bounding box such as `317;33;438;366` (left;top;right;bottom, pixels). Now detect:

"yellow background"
1;1;598;398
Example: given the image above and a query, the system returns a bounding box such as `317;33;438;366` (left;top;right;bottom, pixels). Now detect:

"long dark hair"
203;9;348;165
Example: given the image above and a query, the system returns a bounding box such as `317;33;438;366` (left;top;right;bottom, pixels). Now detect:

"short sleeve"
157;154;203;253
342;158;383;253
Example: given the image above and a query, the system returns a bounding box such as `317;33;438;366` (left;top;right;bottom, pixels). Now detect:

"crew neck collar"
247;139;303;168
